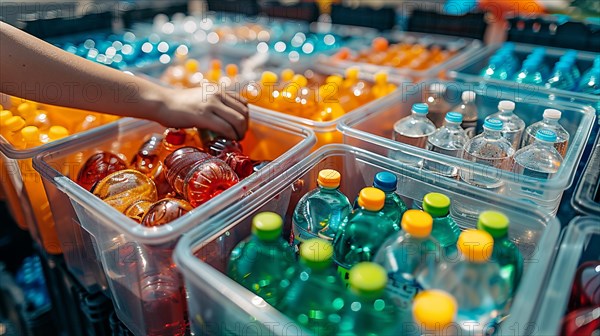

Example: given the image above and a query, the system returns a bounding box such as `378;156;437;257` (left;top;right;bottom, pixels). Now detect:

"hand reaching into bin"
0;21;249;140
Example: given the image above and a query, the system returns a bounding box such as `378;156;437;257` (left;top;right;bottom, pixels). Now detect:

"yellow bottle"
341;67;373;111
254;71;280;110
314;75;345;122
25;110;51;131
21;126;45;148
372;72;397;99
1;116;27;148
281;68;295;83
1;110;12;124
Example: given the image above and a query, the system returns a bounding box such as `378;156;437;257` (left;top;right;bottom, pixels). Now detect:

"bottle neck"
412;112;428;119
534;139;555;148
484;129;503;140
318;185;340;193
542;118;559;126
498;109;514;117
444;121;462;129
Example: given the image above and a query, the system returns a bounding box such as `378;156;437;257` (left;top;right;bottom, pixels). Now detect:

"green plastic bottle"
227;212;295;305
422;192;460;248
277;238;347;335
334;187;401;284
338;262;401;336
353;171;408;224
477;210;524;292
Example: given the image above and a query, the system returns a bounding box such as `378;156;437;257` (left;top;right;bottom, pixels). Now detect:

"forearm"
0;21;171;120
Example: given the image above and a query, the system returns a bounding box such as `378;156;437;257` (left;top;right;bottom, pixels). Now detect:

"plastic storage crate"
449;43;600;112
174;145;562;336
506;216;600;335
0;105;123;255
572;132;600;217
317;31;482;81
33;113;315;336
337;80;596;214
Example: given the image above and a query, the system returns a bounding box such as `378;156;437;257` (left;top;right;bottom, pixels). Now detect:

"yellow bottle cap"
281;68;295;82
317;169;341;188
374;72;388;84
4;116;26;132
325;75;343;87
357;187;385;211
0;110;13;123
299;238;333;268
184;59;199;73
226;64;238;77
21;126;40;141
292;74;308;88
261;71;278;84
345;67;359;80
477;211;509;238
349;262;387;295
401;210;433;238
413;290;457;330
17;103;36;118
48;126;69;141
252;212;283;241
457;229;494;263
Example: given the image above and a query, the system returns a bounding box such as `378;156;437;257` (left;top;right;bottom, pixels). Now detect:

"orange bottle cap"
401;210;433;238
345;67;359;80
211;59;222;70
372;37;389;52
413;290;457;330
281;68;295;82
184;59;199;73
317;169;341;188
357;187;385;211
292;74;308;87
226;64;238;77
261;71;278;84
336;47;350;60
457;229;494;263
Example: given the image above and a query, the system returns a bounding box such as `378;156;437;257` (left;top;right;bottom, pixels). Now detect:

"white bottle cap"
498;100;515;111
462;91;476;103
430;83;446;93
543;109;562;120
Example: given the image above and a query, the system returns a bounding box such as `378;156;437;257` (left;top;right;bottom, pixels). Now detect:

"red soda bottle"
140;198;193;227
569;261;600;311
163;147;239;207
76;152;127;191
561;306;600;335
201;130;253;179
131;134;176;198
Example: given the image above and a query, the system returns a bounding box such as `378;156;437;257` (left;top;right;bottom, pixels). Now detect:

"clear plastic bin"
174;144;562;336
0;102;123;256
505;216;600;335
33;113;315;336
572;133;600;217
317;31;482;81
337;80;596;214
449;43;600;113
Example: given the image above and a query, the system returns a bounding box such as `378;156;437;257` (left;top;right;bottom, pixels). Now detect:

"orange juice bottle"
313;75;345;122
372;72;397;99
1;116;27;148
341;67;373;111
244;71;280;110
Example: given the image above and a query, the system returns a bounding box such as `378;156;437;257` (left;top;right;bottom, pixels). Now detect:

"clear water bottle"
499;42;518;75
562;50;581;82
482;54;510;80
424;83;452;128
451;91;478;138
485;100;525;150
418;230;512;333
460;119;515;190
512;129;563;180
392;103;436;165
423;112;469;177
513;59;544;85
546;61;576;91
530;47;550;79
522;108;570;157
578;56;600;95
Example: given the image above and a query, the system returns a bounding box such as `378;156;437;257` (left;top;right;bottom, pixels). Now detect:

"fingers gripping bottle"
227;212;295;305
292;169;351;245
334;187;401;284
373;210;439;309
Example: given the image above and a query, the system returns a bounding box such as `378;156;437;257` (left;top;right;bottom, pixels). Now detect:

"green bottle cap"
299;238;333;269
349;262;387;295
477;211;509;238
251;212;283;241
422;193;450;218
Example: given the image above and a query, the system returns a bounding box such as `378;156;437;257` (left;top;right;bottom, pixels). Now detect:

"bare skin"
0;21;248;140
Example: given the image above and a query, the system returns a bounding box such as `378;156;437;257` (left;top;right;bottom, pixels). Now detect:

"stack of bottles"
333;37;458;71
392;87;569;184
227;169;524;335
561;261;600;335
242;67;397;121
481;43;600;95
76;127;268;224
160;58;240;89
58;31;189;69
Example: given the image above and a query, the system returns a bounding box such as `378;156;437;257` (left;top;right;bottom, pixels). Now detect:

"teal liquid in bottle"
338;262;401;336
227;212;296;305
277;238;347;336
422;192;460;249
477;210;524;293
292;169;352;244
353;171;407;224
334;187;401;283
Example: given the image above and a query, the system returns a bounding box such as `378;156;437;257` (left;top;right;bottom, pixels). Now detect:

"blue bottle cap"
556;61;570;71
523;60;538;71
536;129;557;142
531;47;546;55
445;112;463;123
484;118;503;131
373;171;397;192
412;103;429;114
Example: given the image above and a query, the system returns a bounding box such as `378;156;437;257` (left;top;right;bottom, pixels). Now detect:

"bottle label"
386;272;422;310
337;265;351;287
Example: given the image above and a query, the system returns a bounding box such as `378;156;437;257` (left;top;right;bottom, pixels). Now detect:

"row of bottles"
482;43;600;95
161;58;240;89
334;37;458;71
242;67;396;121
228;168;523;334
